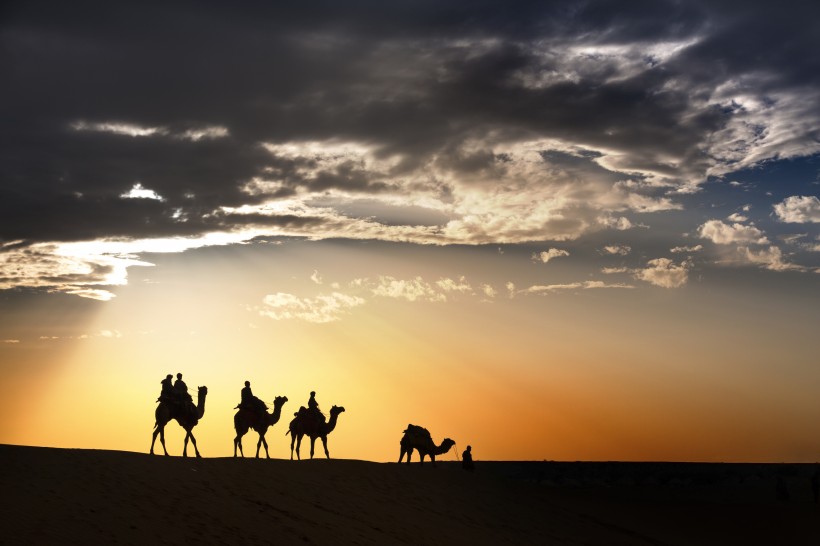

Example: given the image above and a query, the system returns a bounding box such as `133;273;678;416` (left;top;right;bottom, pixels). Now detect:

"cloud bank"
2;1;819;295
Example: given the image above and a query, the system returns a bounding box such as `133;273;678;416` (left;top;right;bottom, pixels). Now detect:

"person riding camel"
307;391;326;424
238;381;267;414
157;374;174;403
174;373;194;415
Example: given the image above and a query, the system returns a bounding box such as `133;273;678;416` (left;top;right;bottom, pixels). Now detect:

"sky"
1;0;819;462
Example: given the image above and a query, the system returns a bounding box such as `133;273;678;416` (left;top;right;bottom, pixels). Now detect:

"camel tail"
285;429;290;436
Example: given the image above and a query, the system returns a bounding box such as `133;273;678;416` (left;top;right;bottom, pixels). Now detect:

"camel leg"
309;437;316;459
183;431;190;457
151;426;168;456
295;434;303;460
151;426;169;456
289;433;296;460
234;433;244;457
182;430;202;458
189;431;201;458
255;434;263;458
261;434;270;459
321;436;329;459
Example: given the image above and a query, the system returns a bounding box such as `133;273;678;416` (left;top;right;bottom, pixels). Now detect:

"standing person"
462;445;475;471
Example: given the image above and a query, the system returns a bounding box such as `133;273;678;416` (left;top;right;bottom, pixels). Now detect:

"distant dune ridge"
1;445;818;545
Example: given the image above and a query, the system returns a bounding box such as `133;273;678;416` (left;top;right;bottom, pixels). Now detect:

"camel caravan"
150;374;464;467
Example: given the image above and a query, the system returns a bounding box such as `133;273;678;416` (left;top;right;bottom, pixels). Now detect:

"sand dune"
1;445;817;545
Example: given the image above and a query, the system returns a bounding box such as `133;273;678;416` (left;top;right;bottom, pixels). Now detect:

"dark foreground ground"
0;444;817;545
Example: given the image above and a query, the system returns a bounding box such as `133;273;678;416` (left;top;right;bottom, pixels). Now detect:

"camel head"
197;386;208;396
441;438;456;452
273;395;288;407
329;405;346;417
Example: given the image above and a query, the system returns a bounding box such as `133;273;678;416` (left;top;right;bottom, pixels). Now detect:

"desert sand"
1;444;817;545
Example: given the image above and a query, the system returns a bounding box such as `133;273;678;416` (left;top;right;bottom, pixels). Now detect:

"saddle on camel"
235;381;269;415
294;390;326;427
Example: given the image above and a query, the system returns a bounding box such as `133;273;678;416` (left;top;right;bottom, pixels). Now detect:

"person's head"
166;374;172;380
245;381;250;387
310;391;315;396
466;445;471;452
177;373;182;379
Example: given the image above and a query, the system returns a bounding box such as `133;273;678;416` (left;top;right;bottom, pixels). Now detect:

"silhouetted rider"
307;391;326;423
157;374;174;402
174;373;193;404
241;381;253;406
239;381;267;414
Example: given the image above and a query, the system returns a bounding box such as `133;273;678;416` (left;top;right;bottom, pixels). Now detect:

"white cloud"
71;120;229;141
779;233;807;244
523;282;582;293
65;289;117;301
436;276;473;293
601;216;638;231
698;220;769;245
635;258;691;288
532;248;570;263
706;84;820;178
2;339;20;344
505;281;516;298
178;126;229;141
727;212;747;222
602;245;631;256
310;270;323;284
773;195;820;223
737;246;802;271
71;121;164;137
481;284;497;298
522;280;633;294
120;183;164;201
670;244;703;253
259;292;365;323
371;276;447;302
602;267;629;274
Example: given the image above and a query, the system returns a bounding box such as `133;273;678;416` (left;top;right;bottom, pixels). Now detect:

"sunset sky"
1;0;819;462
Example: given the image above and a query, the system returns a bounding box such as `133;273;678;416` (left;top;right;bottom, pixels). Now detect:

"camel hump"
404;423;432;440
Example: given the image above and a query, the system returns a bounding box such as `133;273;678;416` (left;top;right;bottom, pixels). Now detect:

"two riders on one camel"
157;373;196;417
152;372;208;457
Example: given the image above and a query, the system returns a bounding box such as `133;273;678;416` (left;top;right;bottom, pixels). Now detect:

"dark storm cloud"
2;0;819;247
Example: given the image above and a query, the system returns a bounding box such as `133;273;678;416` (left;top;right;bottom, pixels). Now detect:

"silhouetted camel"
233;395;288;458
287;405;345;460
150;386;208;457
399;424;455;466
